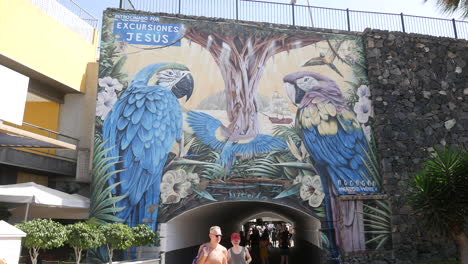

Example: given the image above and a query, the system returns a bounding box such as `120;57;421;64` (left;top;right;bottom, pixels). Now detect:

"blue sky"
76;0;466;24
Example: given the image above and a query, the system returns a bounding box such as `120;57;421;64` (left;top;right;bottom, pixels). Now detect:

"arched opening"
158;201;323;263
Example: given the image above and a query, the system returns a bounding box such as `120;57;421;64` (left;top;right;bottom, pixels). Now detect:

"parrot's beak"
294;85;305;105
172;72;194;101
284;81;305;106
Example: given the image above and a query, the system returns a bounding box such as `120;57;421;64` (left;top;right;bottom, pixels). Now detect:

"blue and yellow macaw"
283;71;379;258
103;63;193;230
186;111;286;174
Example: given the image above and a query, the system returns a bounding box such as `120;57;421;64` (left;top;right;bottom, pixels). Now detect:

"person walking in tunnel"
259;231;270;264
278;224;290;264
228;232;252;264
250;226;261;263
195;226;228;264
271;228;278;248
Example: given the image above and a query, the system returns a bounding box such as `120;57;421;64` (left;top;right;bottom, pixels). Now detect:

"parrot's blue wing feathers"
187;111;225;151
102;63;184;229
231;134;287;155
300;109;378;194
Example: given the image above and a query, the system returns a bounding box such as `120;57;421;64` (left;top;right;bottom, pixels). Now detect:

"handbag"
192;244;207;264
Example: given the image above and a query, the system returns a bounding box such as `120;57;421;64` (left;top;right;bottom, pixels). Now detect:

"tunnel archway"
159;201;323;264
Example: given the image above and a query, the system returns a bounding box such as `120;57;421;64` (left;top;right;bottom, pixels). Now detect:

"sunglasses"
211;234;223;238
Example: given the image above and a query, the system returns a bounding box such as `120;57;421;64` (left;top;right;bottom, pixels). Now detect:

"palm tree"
425;0;468;18
408;147;468;263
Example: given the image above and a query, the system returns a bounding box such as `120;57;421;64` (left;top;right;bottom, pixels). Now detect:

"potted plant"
15;219;67;264
65;222;104;264
132;224;158;259
100;223;134;264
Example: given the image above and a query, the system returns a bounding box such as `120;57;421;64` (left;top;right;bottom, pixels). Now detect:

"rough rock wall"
362;29;468;264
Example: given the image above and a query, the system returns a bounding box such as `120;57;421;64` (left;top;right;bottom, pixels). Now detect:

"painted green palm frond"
363;219;391;230
273;162;316;171
87;246;109;264
320;231;330;248
274;183;301;199
91;161;122;195
188;134;215;156
192;188;217;201
201;161;225;180
360;135;383;189
246;157;282;178
313;205;326;219
272;125;301;143
91;192;127;215
89;138;126;224
362;199;392;250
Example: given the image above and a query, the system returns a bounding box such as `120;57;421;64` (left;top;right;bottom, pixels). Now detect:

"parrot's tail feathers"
116;179;161;230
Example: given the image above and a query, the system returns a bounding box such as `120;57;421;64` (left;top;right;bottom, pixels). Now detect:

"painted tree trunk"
185;29;322;140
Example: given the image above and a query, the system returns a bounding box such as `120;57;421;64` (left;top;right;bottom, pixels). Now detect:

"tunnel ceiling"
167;201;320;227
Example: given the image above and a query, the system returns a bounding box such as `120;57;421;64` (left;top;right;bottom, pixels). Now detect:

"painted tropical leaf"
89;138;126;224
192;187;217;201
273;162;317;172
360;134;383;189
273;183;301;199
362;199;392;250
320;231;330;248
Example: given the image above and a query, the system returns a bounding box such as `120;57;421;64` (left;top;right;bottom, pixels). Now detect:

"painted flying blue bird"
103;62;194;230
283;71;379;258
186;111;286;175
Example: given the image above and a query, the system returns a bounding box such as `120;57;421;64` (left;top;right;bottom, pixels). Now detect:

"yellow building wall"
23;102;60;134
0;0;98;92
20;101;60;155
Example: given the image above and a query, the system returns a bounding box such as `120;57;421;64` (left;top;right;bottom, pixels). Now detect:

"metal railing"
27;0;98;43
9;122;79;162
120;0;468;39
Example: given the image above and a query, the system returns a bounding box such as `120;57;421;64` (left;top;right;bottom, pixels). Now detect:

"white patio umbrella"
0;182;90;221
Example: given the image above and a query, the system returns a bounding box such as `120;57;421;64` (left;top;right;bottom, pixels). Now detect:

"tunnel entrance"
159;201;323;264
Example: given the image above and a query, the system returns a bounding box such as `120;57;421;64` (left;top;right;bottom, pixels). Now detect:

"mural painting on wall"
92;9;391;259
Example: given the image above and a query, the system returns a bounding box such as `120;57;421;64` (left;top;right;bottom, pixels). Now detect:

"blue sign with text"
113;17;182;46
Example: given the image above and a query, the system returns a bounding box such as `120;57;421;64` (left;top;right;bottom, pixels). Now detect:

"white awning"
0;182;90;220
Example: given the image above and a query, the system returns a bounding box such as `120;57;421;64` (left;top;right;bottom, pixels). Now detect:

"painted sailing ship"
266;91;293;124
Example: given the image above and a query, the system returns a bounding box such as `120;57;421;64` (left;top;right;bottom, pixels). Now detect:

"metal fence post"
452;18;458;39
292;4;295;26
236;0;239;21
400;13;406;33
346;8;351;31
178;0;181;14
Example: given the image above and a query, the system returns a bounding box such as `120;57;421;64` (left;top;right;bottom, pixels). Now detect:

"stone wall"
363;29;468;263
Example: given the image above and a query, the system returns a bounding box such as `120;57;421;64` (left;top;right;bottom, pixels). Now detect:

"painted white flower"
98;77;123;93
95;90;117;120
354;97;372;124
187;171;200;185
160;169;198;204
293;175;303;185
357;85;370;98
361;124;372;141
299;175;325;207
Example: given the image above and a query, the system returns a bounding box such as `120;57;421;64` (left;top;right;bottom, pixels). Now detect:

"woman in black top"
278;224;290;264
